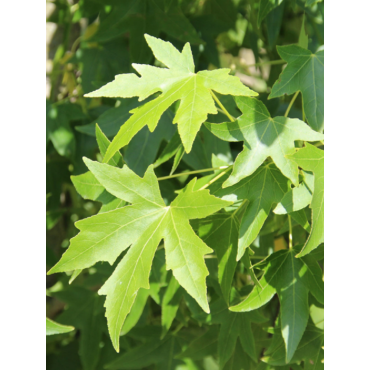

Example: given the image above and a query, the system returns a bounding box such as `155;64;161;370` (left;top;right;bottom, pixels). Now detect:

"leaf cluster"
46;1;324;369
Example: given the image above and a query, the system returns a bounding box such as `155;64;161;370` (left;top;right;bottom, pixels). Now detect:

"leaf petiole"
210;91;236;122
288;215;293;249
284;91;300;118
157;166;229;181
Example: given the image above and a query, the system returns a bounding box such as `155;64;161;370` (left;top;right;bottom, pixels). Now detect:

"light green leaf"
71;124;125;208
205;97;323;187
230;249;323;362
269;45;324;132
85;34;257;161
208;163;289;260
49;161;231;351
288;144;324;257
274;170;314;214
46;317;74;336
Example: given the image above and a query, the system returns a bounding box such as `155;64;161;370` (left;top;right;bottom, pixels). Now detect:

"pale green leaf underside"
269;45;324;132
49;160;231;351
85;34;257;162
205;96;323;187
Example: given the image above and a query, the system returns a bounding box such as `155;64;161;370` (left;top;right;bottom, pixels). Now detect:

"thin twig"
157;166;229;181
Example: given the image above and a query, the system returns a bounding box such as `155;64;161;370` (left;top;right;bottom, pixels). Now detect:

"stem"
199;166;232;190
302;94;306;122
288;215;293;249
157;166;229;181
210;91;235;122
284;91;300;118
250;255;269;260
246;59;286;68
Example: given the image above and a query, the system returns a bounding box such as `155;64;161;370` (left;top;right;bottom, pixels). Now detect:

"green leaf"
298;14;309;50
71;125;126;213
46;317;74;336
263;321;324;368
178;326;219;360
208;163;289;260
76;99;141;138
205;96;323;187
161;275;183;338
274;170;314;214
106;333;182;369
85;34;257;161
52;287;105;370
230;249;323;362
211;297;267;367
269;45;324;132
223;340;253;370
154;131;183;168
91;0;203;64
288;144;324;257
258;0;284;26
49;160;231;351
196;203;251;303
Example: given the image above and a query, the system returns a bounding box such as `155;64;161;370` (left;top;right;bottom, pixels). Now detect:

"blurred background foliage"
46;1;324;369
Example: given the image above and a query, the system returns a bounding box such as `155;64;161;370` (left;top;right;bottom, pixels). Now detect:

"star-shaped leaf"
288;144;324;257
230;249;324;362
85;34;257;162
211;297;267;368
208;163;289;260
48;160;232;351
205;96;323;187
269;45;324;132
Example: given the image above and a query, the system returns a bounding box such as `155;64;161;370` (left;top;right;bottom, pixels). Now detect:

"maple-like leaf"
48;160;231;351
288;143;324;257
210;297;267;368
230;249;324;362
208;163;289;260
269;45;324;132
205;96;323;187
85;34;257;162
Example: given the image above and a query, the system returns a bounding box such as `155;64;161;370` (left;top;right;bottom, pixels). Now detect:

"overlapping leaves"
86;34;257;161
49;158;231;351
